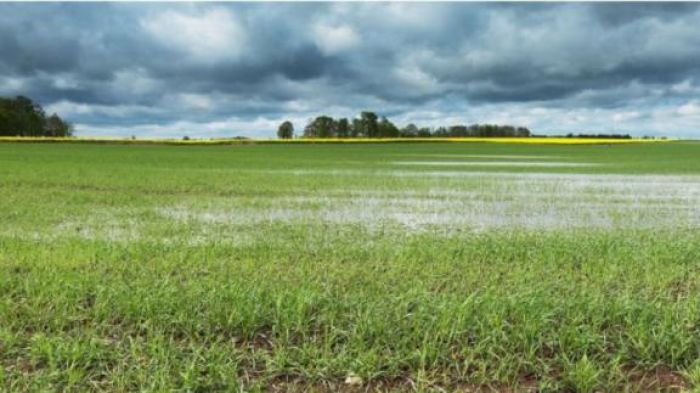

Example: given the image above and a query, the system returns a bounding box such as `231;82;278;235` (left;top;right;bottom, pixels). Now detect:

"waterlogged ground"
161;171;700;234
1;141;700;392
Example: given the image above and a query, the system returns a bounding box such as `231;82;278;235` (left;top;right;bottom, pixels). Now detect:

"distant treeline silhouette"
0;96;72;137
277;111;531;139
563;133;632;139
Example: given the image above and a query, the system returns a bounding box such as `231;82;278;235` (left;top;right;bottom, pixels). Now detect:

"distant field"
1;141;699;392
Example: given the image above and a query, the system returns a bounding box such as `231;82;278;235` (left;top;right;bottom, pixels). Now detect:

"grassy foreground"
1;141;699;392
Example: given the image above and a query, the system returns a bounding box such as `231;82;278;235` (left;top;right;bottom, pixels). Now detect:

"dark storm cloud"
591;3;699;26
1;2;700;137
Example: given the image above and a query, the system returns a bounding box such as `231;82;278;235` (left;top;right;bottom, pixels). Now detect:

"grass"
1;141;699;392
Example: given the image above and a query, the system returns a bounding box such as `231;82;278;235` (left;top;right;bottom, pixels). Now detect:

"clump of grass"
684;361;700;390
564;356;601;392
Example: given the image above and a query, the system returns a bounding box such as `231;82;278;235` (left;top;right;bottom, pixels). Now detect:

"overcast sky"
1;2;700;138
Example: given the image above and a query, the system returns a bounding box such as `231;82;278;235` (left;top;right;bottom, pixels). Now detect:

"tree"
44;114;73;137
516;127;531;137
351;118;362;137
296;110;535;140
336;118;350;138
14;96;44;136
354;111;379;138
304;116;336;138
448;125;469;137
277;120;294;139
433;126;449;137
417;127;432;137
0;96;71;137
378;117;399;138
400;123;419;138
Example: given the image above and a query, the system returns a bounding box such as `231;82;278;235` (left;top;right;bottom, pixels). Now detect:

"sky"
1;2;700;138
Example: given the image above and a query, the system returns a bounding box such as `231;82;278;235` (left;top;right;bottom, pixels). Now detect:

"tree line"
0;96;73;137
278;111;532;139
563;133;631;139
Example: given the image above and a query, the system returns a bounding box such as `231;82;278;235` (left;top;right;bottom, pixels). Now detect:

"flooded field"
159;171;700;232
1;141;699;392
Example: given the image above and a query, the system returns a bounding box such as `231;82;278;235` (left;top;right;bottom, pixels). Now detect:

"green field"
1;141;699;392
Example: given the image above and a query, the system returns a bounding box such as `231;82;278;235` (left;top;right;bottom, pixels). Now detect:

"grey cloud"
0;2;699;137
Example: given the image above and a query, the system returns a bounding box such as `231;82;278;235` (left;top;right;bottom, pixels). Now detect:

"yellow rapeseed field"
0;136;669;145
